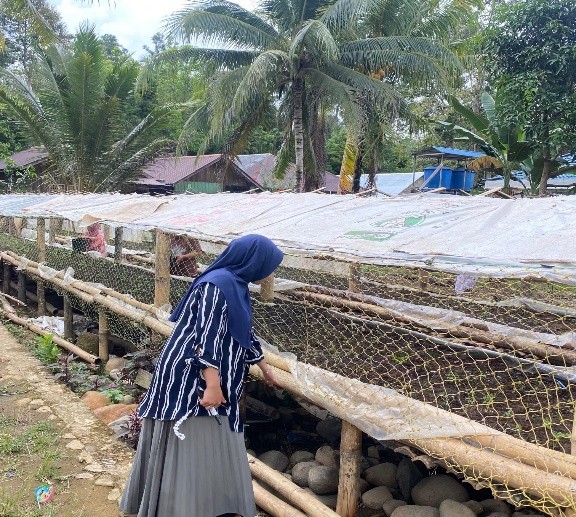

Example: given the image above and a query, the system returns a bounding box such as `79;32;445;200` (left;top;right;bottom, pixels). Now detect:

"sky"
47;0;256;58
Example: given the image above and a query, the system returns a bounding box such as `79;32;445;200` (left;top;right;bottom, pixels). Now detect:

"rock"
78;450;94;464
65;440;85;450
290;450;315;466
485;513;511;517
292;461;318;487
104;355;127;374
359;478;372;494
29;399;44;408
107;488;121;501
47;415;57;420
93;403;138;425
76;332;99;356
362;486;394;509
258;450;289;472
246;449;256;457
411;475;469;508
84;464;105;473
121;394;135;405
303;489;338;510
308;465;339;495
81;391;110;411
368;445;380;459
316;445;338;467
480;500;512;516
440;499;478;517
316;417;342;443
383;499;408;516
108;415;131;438
15;397;31;407
282;473;292;482
397;458;425;501
75;472;94;479
62;433;76;439
391;505;440;517
463;501;484;515
365;463;398;488
95;475;115;487
36;406;52;413
511;513;541;517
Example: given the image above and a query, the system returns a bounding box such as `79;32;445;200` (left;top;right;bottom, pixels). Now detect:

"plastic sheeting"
0;192;573;282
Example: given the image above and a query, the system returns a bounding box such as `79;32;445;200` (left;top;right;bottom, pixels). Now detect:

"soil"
0;323;133;517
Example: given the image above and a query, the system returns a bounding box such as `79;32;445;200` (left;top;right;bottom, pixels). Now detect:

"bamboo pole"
291;289;576;367
36;217;46;316
248;454;339;517
48;218;59;245
570;411;576;456
17;271;26;303
63;296;73;340
9;282;57;315
114;226;124;263
336;421;363;517
348;264;360;293
98;308;109;362
0;298;100;364
2;262;10;294
252;481;307;517
154;230;171;308
260;274;275;302
418;269;430;291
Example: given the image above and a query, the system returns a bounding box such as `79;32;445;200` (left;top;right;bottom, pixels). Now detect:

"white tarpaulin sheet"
0;191;572;282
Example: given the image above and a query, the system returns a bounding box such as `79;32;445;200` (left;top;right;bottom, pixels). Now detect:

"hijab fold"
169;234;283;348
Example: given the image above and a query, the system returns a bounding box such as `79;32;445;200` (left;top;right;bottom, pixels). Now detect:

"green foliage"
0;24;178;192
102;388;124;404
33;333;59;363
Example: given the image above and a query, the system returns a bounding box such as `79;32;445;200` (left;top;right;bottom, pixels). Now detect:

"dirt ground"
0;323;134;517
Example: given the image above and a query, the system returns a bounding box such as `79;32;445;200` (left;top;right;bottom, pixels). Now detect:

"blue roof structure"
414;146;486;160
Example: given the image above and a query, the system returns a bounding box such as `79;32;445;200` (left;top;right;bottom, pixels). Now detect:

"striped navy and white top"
138;283;264;433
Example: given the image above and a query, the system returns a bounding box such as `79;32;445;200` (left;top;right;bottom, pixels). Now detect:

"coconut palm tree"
0;24;175;192
336;0;481;192
165;0;419;191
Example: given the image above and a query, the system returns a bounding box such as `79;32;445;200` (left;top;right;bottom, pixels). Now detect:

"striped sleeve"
195;283;228;370
245;331;264;365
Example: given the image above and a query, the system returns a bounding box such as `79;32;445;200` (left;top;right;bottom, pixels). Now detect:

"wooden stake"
260;274;275;302
2;262;11;294
154;230;171;308
17;271;26;303
114;226;124;263
336;420;363;517
63;295;74;340
572;409;576;456
98;308;109;362
48;218;60;244
418;269;429;291
36;217;47;316
348;264;360;293
9;282;57;315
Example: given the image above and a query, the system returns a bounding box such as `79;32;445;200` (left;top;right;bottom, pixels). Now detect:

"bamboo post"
418;269;429;291
348;264;360;293
261;274;275;302
336;421;363;517
63;295;74;340
572;408;576;456
2;262;11;294
17;271;26;303
114;226;124;263
154;230;171;308
36;217;46;316
48;218;59;245
98;308;109;362
252;481;307;517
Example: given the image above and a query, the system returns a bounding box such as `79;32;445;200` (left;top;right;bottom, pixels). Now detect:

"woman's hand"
200;385;226;409
262;368;276;387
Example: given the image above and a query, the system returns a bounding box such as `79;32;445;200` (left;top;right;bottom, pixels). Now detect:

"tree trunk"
293;77;305;193
352;140;365;193
539;144;551;197
338;134;358;194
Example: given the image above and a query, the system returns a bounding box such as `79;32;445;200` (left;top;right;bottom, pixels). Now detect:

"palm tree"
0;24;175;192
165;0;409;191
336;0;481;192
436;92;533;192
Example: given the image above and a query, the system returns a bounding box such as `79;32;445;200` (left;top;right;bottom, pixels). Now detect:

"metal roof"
414;146;486;160
132;155;224;186
0;147;49;170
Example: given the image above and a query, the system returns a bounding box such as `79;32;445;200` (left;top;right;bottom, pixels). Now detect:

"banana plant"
436;91;534;191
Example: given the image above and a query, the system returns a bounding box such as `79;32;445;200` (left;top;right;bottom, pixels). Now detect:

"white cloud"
49;0;191;57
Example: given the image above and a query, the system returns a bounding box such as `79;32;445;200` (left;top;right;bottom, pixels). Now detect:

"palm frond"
290;20;338;65
166;6;277;50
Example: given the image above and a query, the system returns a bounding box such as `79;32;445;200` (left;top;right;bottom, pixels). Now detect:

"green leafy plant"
34;334;60;363
391;352;410;365
102;388;124;404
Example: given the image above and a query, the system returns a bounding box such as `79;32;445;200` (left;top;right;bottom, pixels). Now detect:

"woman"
169;234;202;277
120;234;283;517
83;223;107;256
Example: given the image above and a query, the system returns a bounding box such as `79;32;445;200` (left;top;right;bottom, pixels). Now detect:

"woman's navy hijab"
169;234;283;348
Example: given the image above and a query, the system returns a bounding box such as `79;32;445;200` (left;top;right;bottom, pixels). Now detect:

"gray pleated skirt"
119;417;256;517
